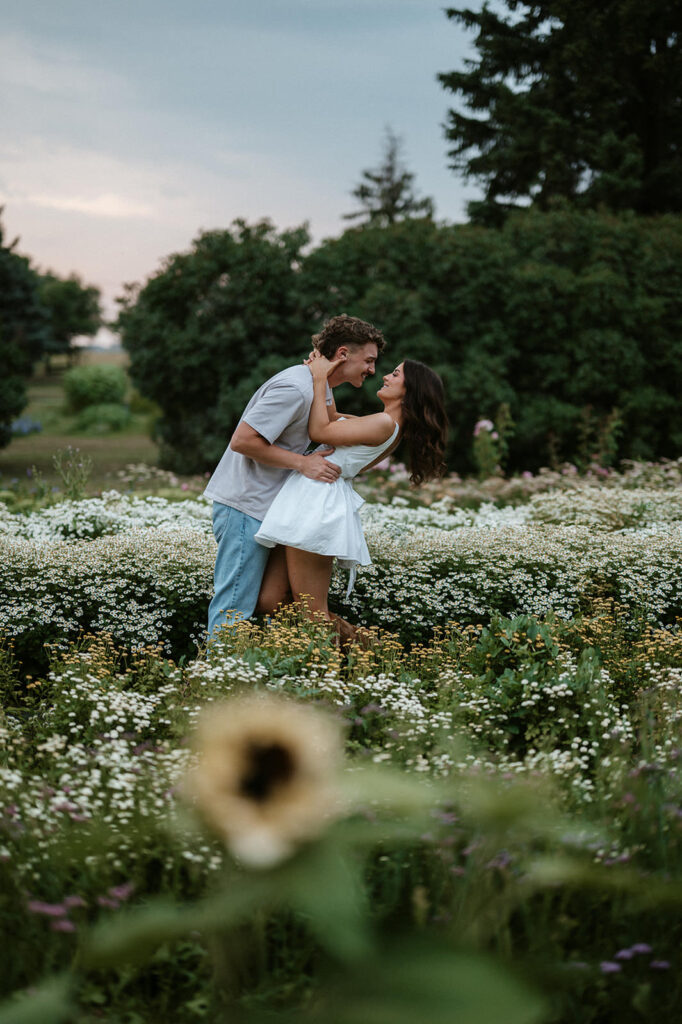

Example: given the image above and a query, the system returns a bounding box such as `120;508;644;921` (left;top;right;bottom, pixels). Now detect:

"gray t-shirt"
203;364;332;521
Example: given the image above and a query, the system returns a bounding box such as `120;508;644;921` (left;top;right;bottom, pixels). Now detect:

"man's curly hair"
312;314;386;358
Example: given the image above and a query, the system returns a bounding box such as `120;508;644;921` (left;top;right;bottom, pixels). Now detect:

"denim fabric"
207;502;270;641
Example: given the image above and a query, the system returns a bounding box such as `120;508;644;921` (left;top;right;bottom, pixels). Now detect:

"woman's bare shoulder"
363;411;396;441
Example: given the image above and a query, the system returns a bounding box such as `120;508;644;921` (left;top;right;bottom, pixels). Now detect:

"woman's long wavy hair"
401;360;448;485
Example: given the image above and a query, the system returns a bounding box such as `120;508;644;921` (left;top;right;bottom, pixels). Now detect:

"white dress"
254;421;400;597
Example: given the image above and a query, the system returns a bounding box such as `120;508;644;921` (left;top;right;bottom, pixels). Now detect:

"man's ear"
335;346;349;361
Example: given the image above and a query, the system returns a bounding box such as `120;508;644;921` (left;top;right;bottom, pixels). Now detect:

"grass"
0;349;161;494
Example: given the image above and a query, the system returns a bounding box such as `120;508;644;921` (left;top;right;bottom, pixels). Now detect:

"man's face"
334;342;378;387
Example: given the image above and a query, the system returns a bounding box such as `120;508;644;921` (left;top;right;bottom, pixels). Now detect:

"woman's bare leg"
285;547;334;620
255;545;292;615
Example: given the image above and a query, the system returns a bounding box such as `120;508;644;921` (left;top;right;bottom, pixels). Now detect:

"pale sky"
0;0;478;318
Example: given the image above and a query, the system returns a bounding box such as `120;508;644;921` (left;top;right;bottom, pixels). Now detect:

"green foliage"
469;613;561;684
117;219;312;473
63;364;127;412
75;402;131;434
39;273;101;361
118;207;682;473
303;207;682;472
0;216;51;448
439;1;682;223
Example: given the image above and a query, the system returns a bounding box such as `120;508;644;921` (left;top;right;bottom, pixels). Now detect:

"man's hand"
300;449;341;483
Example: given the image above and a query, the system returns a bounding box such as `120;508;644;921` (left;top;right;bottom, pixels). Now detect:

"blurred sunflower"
185;694;344;868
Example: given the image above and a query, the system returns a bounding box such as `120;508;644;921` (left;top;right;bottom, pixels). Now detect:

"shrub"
75;402;131;433
117;219;312;473
63;365;127;411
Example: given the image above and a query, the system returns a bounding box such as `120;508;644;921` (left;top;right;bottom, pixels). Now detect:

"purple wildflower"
27;900;67;917
631;943;653;955
97;896;120;910
614;949;635;960
51;919;76;933
650;961;670;970
63;895;86;909
600;961;622;974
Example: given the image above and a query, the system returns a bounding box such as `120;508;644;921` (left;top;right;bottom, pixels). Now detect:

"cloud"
26;193;155;219
0;139;185;222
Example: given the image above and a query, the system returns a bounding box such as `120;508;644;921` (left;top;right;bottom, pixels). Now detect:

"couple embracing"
205;314;448;643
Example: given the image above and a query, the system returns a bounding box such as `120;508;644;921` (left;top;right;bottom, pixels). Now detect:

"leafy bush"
75;402;131;433
63;364;127;412
117;219;312;473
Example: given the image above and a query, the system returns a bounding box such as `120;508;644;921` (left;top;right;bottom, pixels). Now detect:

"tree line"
116;207;682;475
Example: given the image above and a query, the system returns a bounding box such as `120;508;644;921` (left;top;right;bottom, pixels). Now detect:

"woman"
253;351;448;630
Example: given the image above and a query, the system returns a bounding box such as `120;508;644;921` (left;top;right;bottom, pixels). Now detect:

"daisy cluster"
0;648;269;883
334;524;682;635
526;487;682;531
0;491;212;542
0;529;214;653
238;647;637;806
3;508;682;659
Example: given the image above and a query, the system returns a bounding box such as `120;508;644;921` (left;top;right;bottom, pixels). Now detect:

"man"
204;314;386;639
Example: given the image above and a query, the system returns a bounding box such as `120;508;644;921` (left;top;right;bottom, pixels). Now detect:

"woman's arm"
308;359;395;446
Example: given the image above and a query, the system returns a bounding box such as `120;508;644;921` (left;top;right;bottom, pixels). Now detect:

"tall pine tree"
344;128;435;227
439;1;682;224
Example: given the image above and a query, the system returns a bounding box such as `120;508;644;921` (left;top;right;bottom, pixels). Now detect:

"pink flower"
181;482;189;491
473;419;494;437
373;458;390;471
51;919;76;933
63;895;86;909
108;883;135;902
97;896;120;910
28;900;67;917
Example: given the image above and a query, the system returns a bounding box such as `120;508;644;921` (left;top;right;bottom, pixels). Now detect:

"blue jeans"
207;502;270;641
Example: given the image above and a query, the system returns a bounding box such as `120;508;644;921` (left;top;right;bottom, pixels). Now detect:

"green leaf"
285;840;371;962
0;976;73;1024
312;943;546;1024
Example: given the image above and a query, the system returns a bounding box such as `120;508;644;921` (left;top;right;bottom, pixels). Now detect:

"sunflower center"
240;742;296;802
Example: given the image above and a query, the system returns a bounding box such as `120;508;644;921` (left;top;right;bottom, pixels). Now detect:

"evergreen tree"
343;128;435;227
439;1;682;224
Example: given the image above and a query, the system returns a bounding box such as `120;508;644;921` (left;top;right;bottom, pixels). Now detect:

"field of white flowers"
2;464;682;1022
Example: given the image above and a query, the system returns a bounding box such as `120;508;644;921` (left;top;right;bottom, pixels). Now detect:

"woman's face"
378;362;406;401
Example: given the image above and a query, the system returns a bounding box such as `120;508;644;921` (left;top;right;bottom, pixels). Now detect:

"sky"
0;0;479;321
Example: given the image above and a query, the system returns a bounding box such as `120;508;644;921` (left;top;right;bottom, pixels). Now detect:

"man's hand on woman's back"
301;449;341;483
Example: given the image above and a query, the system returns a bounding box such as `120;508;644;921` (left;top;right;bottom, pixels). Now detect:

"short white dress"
254;421;400;597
